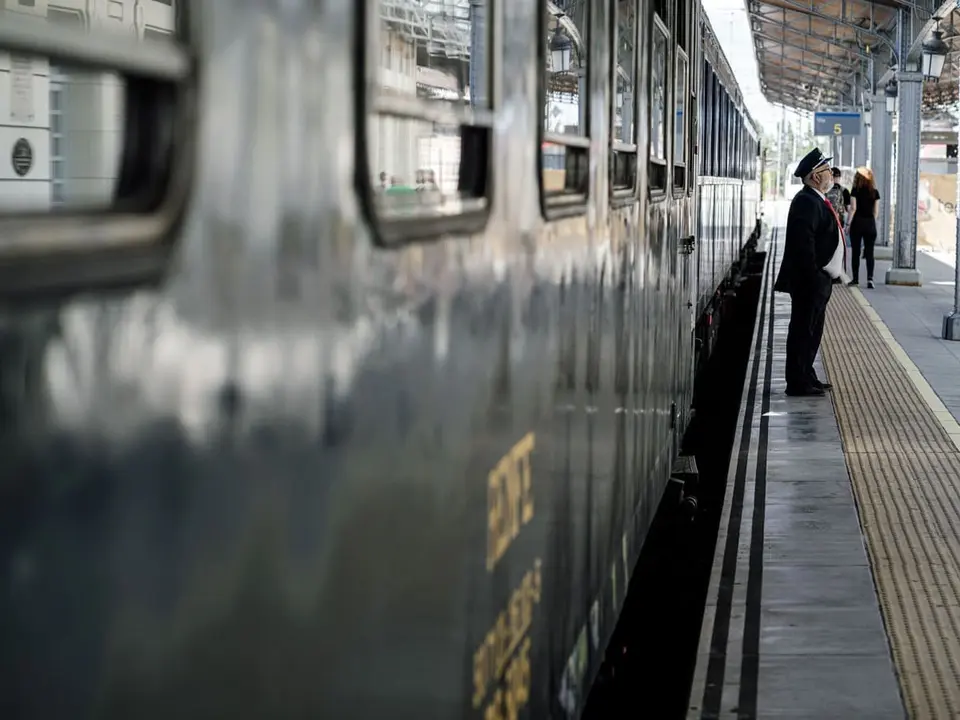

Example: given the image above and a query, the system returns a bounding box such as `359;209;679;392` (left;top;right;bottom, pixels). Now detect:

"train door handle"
679;235;696;256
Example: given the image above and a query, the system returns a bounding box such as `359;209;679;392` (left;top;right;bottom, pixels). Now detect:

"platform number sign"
11;138;33;177
813;112;862;137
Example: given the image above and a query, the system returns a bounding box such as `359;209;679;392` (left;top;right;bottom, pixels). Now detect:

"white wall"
0;0;175;210
0;0;51;211
371;29;419;187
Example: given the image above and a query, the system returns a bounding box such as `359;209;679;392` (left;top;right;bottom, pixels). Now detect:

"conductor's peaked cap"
793;147;833;178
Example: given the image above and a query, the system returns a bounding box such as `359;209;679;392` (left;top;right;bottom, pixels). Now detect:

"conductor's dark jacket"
774;185;841;295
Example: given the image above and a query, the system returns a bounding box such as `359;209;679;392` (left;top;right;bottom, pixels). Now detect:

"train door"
673;0;695;446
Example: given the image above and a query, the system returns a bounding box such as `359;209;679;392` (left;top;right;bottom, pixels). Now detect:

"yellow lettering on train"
487;433;536;572
472;559;543;710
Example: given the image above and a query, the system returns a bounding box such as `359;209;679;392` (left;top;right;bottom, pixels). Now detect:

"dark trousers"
785;272;833;389
849;217;877;282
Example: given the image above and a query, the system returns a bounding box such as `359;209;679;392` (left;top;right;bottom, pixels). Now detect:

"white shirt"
811;186;845;279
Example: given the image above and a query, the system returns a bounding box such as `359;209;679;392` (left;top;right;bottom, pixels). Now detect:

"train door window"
718;91;725;178
673;49;687;192
366;0;494;244
611;0;639;195
676;0;687;51
723;92;730;178
675;0;689;191
714;77;722;177
648;15;669;194
733;116;743;179
741;123;746;179
542;2;590;213
697;59;705;177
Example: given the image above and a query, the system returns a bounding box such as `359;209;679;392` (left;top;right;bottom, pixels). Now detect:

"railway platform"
687;229;960;719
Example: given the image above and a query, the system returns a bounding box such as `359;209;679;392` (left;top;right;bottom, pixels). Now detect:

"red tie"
823;197;847;273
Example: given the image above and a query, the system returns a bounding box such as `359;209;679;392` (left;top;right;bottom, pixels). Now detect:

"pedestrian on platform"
826;167;851;230
773;147;845;397
847;166;881;289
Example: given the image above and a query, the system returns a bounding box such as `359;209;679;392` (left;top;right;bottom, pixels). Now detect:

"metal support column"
886;70;923;286
870;93;893;255
853;121;868;167
943;75;960;339
578;72;587;134
468;0;487;106
841;136;853;166
620;92;633;144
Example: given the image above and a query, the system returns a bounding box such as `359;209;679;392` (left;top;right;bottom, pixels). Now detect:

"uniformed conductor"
774;148;845;397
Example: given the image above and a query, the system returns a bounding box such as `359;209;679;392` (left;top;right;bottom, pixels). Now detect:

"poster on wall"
10;55;34;123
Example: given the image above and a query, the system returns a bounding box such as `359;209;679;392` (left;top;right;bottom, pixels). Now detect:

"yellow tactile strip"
822;286;960;719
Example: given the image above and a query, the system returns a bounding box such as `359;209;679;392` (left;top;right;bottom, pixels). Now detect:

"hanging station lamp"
885;82;898;113
922;18;949;81
550;25;573;74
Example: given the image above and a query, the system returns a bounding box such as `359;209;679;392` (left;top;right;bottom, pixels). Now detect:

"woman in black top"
847;167;881;288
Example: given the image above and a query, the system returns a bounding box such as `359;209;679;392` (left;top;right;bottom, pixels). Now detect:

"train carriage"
0;0;759;718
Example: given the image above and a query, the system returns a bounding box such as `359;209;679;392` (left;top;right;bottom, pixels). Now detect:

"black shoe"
813;380;833;391
848;279;859;286
867;279;875;289
786;385;825;397
832;277;843;285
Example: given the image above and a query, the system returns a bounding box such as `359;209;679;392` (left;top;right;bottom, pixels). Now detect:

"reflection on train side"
487;432;536;571
472;559;543;718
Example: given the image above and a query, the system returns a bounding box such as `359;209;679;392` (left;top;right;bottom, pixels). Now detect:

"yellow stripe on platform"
822;286;960;719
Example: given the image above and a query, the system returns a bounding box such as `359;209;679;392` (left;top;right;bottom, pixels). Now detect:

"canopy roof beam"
749;12;874;60
753;0;889;43
753;29;868;67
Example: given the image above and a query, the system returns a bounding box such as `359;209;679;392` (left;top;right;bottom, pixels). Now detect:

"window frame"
539;2;592;219
357;0;497;247
686;14;698;196
673;46;689;196
610;0;641;203
648;13;670;197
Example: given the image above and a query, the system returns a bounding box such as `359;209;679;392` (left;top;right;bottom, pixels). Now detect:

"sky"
701;0;788;134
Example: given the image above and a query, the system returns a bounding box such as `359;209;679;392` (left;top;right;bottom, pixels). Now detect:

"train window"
0;1;193;300
673;49;688;192
648;16;669;194
367;0;494;244
542;3;590;211
711;74;720;176
721;91;729;177
652;0;669;24
611;0;638;195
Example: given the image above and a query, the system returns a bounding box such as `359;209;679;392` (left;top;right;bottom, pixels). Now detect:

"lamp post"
943;47;960;340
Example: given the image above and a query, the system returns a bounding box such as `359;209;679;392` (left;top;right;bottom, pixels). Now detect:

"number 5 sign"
814;111;863;137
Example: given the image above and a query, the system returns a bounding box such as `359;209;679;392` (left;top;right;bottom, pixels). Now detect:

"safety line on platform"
737;231;776;719
822;286;960;719
848;288;960;452
698;230;776;719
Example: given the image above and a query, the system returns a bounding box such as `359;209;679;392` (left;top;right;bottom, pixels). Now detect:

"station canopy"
747;0;960;122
